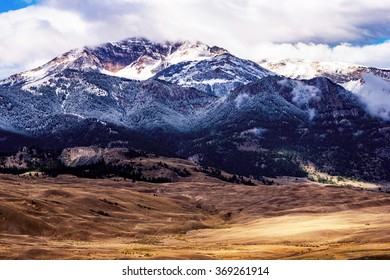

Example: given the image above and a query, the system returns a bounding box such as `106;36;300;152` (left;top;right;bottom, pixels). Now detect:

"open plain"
1;160;390;260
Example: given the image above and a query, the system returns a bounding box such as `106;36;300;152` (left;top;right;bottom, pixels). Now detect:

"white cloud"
291;82;321;107
0;0;390;78
252;41;390;68
355;73;390;120
0;5;96;75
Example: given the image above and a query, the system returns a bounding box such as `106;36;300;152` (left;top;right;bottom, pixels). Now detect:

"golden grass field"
0;158;389;260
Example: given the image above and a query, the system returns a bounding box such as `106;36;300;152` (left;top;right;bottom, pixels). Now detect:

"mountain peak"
1;38;231;89
154;52;274;96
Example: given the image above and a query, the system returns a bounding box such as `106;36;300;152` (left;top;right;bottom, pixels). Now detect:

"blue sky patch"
0;0;39;13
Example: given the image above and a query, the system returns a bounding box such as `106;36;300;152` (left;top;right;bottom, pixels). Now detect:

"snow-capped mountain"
0;37;272;98
260;59;390;120
0;38;389;181
0;70;214;136
0;38;226;91
154;53;273;96
110;41;227;81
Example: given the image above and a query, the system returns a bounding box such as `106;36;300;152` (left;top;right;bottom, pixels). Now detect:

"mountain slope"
260;59;390;120
0;70;215;137
154;53;274;96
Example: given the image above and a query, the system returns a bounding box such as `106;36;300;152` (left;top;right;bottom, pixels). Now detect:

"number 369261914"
215;267;269;276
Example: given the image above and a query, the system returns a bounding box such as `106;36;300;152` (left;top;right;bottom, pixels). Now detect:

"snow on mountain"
0;69;215;136
155;53;274;96
188;74;366;140
104;40;227;80
259;59;390;120
0;47;99;91
0;38;226;92
202;75;308;131
260;59;361;81
0;37;271;98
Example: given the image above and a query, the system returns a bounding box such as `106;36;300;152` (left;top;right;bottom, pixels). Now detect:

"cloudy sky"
0;0;390;78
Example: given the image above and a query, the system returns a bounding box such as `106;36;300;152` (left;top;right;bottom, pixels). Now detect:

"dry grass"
0;169;389;260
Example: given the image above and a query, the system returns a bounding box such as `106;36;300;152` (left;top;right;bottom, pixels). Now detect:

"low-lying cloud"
355;73;390;120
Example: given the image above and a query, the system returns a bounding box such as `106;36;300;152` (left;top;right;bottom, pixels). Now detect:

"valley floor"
0;173;390;260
